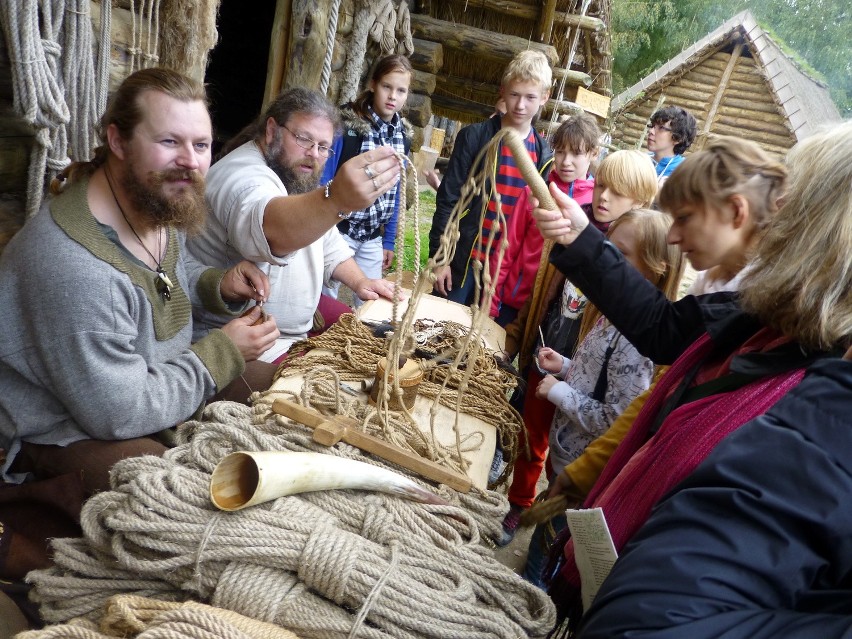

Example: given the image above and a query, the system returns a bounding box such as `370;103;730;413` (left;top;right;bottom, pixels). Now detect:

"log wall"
610;48;796;159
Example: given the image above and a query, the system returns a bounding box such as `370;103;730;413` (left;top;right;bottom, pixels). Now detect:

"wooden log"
282;0;330;92
410;38;443;74
717;97;781;115
538;0;558;43
681;67;724;87
702;43;743;136
440;0;605;32
712;122;794;147
410;14;559;66
411;69;436;95
436;72;589;109
405;93;433;128
263;0;292;105
431;92;495;121
552;66;593;88
714;114;794;137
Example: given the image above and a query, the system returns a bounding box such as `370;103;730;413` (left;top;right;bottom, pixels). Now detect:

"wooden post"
263;0;293;106
282;0;331;92
410;14;558;66
538;0;558;43
698;43;744;149
438;0;605;32
405;93;433;128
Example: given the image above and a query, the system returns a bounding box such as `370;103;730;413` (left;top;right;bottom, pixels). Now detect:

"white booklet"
566;507;618;612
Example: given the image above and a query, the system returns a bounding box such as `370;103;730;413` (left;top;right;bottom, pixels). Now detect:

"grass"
397;188;434;272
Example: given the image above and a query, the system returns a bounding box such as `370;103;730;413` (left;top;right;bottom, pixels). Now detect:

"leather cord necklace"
104;167;173;301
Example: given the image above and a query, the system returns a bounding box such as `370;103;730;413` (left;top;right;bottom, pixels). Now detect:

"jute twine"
18;594;300;639
254;314;522;482
27;402;556;638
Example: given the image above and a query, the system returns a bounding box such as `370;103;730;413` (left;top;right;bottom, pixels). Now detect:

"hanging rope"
27;403;555;638
319;0;342;94
546;0;592;139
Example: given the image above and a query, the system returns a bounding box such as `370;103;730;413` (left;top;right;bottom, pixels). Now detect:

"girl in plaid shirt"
322;54;413;306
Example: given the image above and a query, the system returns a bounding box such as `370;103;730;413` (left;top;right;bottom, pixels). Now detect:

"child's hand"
537;347;563;374
536;374;558;399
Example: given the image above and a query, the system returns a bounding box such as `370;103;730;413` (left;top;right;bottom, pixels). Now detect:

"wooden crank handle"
503;129;558;211
272;398;473;493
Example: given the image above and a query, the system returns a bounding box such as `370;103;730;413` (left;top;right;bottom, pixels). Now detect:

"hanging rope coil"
27;402;556;638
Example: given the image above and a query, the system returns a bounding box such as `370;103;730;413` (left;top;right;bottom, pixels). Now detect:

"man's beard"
122;165;207;235
264;128;322;194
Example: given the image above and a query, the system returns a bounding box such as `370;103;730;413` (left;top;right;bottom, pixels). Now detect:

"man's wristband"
324;180;352;220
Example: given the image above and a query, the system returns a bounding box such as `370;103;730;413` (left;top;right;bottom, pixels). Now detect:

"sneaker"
497;504;524;547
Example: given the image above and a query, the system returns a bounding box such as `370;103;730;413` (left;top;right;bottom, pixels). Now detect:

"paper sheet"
566;508;618;612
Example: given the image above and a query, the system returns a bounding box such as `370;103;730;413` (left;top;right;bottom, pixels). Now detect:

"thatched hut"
0;0;613;245
609;10;841;158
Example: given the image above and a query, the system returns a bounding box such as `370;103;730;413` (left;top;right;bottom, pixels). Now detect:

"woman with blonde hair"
531;122;850;633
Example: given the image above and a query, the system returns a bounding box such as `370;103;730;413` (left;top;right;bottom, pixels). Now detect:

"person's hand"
531;181;590;245
382;249;395;271
845;344;852;360
537;347;563;374
351;277;400;302
330;146;400;215
536;374;558;399
433;265;452;296
220;260;269;303
547;471;575;500
423;168;441;191
220;307;280;361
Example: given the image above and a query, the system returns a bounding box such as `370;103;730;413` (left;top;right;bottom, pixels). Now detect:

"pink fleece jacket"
491;171;595;317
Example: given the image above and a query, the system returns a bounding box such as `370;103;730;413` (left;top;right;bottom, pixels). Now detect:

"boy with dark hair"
646;105;697;179
429;50;554;305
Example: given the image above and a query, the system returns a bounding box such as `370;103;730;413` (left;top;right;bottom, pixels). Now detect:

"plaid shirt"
344;106;407;241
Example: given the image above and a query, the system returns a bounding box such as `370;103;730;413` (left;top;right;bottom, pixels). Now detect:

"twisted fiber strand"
100;595;300;639
29;409;554;637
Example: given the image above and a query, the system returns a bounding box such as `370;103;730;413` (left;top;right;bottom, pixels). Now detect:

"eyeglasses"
646;123;673;133
281;125;335;157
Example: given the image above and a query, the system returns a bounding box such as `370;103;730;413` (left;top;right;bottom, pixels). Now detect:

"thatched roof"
612;10;840;143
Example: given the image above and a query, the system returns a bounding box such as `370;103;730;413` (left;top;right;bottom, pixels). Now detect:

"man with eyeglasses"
645;106;697;180
188;87;401;362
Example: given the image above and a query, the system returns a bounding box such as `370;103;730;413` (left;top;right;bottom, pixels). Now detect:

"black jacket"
579;356;852;639
548;224;738;364
428;117;552;287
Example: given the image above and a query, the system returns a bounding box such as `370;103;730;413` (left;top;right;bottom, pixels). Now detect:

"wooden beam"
410;14;559;66
282;0;330;92
538;0;558;43
702;44;743;136
440;0;605;32
436;71;589;106
263;0;292;106
410;39;443;74
431;93;495;121
552;66;593;87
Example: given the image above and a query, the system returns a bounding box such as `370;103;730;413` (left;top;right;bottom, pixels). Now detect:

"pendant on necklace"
155;267;173;301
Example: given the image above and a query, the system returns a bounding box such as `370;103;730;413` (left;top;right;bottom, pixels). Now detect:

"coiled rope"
0;0;110;216
27;402;556;638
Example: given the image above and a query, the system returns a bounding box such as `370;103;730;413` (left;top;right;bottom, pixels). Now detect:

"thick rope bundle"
27;402;555;638
18;594;301;639
0;0;109;216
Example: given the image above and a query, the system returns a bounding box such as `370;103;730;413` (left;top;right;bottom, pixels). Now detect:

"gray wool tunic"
0;177;244;481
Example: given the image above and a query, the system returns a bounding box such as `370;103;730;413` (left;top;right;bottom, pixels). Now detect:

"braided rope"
27;403;555;637
319;0;342;94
